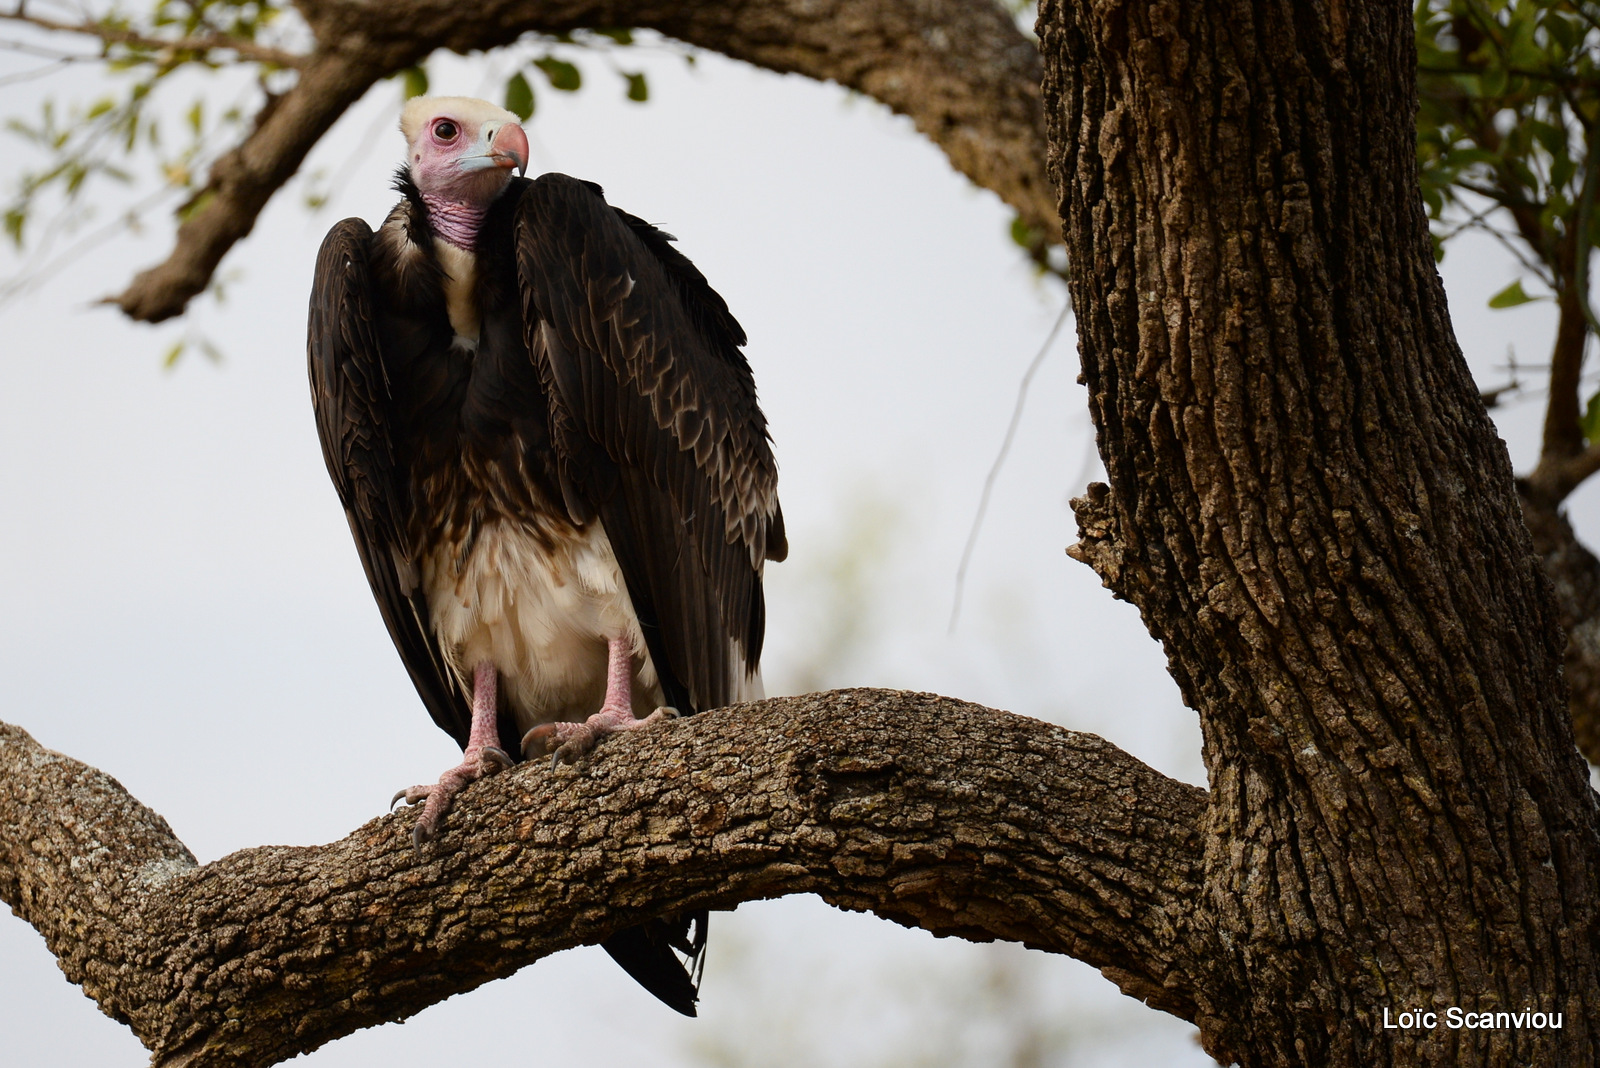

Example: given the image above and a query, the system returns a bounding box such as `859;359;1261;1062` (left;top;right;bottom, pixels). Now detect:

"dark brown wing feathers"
516;174;784;715
307;218;472;746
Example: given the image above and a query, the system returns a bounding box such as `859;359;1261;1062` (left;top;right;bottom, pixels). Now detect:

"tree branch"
111;0;1054;321
1;688;1207;1067
111;45;408;321
1535;248;1589;464
0;8;307;68
1527;437;1600;509
1517;488;1600;765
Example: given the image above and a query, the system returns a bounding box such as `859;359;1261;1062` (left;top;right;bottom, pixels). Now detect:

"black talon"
520;726;550;760
391;788;411;810
481;746;513;770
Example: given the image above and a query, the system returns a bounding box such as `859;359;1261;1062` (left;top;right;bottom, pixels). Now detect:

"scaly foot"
392;744;513;846
521;705;677;768
392;660;508;847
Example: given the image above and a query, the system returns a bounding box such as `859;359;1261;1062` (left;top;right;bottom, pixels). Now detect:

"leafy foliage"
0;0;279;249
0;8;672;354
1580;386;1600;440
1007;211;1068;280
399;65;429;100
504;71;534;120
1487;277;1546;306
0;13;665;251
532;54;581;92
1416;0;1598;286
1415;0;1600;436
490;27;661;134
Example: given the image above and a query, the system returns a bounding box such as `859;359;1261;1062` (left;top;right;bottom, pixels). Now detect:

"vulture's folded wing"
514;174;786;716
308;218;472;745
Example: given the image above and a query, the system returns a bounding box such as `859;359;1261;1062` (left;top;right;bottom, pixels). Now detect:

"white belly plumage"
421;518;664;737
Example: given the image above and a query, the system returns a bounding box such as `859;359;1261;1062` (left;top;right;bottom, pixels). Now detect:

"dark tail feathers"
601;910;709;1016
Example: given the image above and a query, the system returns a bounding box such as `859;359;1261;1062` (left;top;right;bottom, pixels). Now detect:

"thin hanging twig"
948;298;1072;632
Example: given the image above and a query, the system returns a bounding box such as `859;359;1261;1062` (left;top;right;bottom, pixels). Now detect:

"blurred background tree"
1415;0;1600;762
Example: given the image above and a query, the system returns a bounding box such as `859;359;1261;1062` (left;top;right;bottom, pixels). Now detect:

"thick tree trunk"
1038;0;1600;1064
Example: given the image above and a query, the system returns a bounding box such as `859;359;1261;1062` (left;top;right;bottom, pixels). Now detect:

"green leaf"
399;66;429;99
1581;390;1600;446
623;71;648;103
1548;12;1581;53
3;208;24;247
1551;153;1576;193
176;188;215;223
1529;119;1567;156
1010;214;1041;250
161;339;186;368
1482;64;1507;98
534;56;582;92
505;72;535;120
593;28;634;45
1487;279;1543;308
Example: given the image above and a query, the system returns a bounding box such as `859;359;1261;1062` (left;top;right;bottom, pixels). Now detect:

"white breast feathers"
421;518;663;737
432;239;481;348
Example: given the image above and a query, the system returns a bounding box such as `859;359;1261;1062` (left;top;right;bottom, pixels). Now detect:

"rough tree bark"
1519;489;1600;764
0;691;1207;1066
1041;0;1600;1064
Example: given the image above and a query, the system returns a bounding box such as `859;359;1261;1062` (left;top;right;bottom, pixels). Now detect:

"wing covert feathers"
515;175;784;714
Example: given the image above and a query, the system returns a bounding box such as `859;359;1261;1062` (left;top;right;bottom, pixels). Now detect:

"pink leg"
394;661;513;846
520;637;677;767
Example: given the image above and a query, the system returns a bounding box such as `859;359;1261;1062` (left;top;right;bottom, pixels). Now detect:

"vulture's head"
401;96;529;207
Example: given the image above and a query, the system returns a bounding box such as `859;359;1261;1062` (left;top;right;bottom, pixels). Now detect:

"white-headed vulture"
307;96;786;1016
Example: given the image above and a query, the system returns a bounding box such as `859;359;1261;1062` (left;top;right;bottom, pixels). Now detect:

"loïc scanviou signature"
1382;1008;1564;1030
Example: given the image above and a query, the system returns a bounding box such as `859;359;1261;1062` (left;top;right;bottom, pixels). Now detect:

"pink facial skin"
407;106;530;248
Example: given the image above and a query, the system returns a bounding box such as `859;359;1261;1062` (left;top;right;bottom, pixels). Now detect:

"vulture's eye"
434;120;459;141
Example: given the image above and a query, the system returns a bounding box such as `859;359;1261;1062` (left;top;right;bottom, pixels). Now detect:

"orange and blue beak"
459;121;529;175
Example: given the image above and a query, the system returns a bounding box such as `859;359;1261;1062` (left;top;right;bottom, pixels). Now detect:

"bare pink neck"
422;193;488;249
